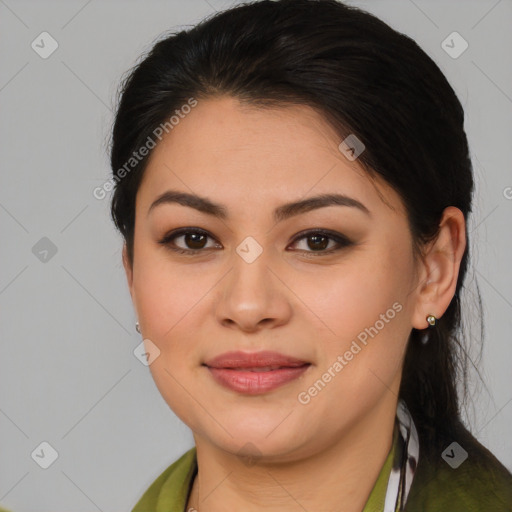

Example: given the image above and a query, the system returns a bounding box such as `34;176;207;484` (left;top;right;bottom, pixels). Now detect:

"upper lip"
204;350;310;369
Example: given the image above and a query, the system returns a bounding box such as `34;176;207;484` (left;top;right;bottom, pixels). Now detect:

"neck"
187;396;398;512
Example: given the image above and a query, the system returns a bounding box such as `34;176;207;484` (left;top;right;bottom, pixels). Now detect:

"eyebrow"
147;189;371;222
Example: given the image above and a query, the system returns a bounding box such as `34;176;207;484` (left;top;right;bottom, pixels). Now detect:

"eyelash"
157;227;353;257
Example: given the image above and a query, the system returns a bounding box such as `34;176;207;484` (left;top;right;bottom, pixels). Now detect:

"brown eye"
289;229;353;256
158;228;220;254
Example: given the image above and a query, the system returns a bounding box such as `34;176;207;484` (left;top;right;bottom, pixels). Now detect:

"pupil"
308;235;328;251
186;233;206;249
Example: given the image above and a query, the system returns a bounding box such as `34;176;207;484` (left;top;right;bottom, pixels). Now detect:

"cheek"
302;243;413;395
132;256;208;427
304;246;412;343
133;246;198;337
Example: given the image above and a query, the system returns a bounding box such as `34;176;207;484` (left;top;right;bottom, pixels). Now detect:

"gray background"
1;0;511;510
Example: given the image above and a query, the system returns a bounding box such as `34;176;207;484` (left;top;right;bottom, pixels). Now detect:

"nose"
214;248;293;333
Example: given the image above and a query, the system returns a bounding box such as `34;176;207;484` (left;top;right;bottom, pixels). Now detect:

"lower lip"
206;365;310;394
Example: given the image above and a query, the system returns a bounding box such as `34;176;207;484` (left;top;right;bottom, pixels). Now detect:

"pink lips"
204;350;311;395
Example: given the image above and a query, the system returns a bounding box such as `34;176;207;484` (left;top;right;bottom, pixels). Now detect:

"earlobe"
411;206;466;330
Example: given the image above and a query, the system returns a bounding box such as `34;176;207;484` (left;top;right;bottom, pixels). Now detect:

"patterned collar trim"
383;399;420;512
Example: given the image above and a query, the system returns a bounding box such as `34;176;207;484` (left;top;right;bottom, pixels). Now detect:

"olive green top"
131;441;396;512
130;424;399;512
129;425;512;512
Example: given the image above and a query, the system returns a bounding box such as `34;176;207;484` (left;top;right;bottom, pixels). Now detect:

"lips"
204;350;309;369
203;351;311;395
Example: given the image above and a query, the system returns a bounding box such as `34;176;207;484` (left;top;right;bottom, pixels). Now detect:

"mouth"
203;351;311;394
219;365;305;372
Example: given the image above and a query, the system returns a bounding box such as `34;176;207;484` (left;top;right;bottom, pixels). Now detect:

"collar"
383;399;420;511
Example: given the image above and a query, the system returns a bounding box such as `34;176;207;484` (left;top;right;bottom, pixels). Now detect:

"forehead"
137;96;405;219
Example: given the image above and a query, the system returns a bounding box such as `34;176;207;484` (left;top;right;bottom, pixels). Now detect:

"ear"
122;243;134;301
411;206;466;330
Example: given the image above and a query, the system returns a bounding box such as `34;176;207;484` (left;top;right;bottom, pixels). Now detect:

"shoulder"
131;447;197;511
406;427;512;511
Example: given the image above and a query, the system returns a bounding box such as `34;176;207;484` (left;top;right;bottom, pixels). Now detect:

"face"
124;96;423;461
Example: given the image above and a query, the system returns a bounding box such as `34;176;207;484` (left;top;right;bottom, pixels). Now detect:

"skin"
123;95;466;512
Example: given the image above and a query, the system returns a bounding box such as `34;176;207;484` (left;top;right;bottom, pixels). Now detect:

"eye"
158;227;353;256
158;227;220;254
288;229;353;256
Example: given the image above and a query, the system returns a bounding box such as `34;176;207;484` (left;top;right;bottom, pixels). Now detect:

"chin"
195;411;315;461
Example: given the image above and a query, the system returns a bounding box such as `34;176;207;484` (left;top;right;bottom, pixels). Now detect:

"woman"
109;0;512;510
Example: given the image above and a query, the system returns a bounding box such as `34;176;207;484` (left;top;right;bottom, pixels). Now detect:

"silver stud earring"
135;321;141;333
